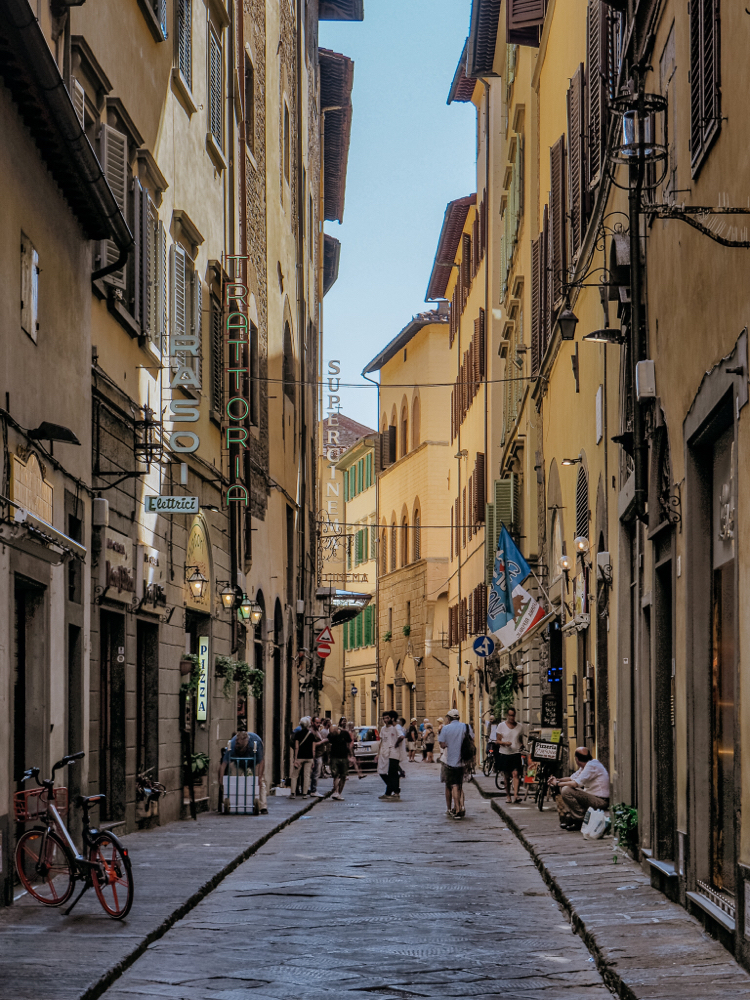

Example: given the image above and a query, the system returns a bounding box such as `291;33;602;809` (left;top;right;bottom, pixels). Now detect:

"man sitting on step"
549;747;610;831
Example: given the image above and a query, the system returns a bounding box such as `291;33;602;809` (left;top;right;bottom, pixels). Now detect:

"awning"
0;506;86;564
505;607;559;653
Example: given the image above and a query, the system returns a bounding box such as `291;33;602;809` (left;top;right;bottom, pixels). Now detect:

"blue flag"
486;526;531;638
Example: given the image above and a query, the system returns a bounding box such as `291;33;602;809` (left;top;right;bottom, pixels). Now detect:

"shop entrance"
13;576;47;786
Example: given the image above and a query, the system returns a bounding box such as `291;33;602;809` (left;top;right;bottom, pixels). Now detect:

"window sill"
136;0;167;42
206;131;227;172
171;68;197;116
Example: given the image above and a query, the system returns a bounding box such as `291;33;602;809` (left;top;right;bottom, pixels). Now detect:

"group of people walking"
289;716;364;801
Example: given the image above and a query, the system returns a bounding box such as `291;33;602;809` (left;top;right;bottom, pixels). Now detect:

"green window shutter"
344;473;349;502
367;452;373;487
349;467;355;497
355;613;362;648
357;459;363;494
343;622;349;651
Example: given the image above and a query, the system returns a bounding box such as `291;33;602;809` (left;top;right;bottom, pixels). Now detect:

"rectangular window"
170;244;201;388
208;29;222;147
244;52;255;155
349;466;356;498
690;0;721;173
152;0;168;40
283;101;290;183
20;232;39;343
370;520;377;560
344;472;349;502
357;459;363;494
177;0;192;90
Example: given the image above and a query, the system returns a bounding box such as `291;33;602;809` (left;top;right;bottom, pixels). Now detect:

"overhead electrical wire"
252;375;542;389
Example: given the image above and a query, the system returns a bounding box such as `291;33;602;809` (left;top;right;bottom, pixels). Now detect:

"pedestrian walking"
290;717;319;798
496;707;526;804
310;717;326;798
436;717;444;740
406;719;419;762
377;711;405;800
327;723;352;799
422;723;436;762
320;717;331;776
346;721;364;778
438;708;474;819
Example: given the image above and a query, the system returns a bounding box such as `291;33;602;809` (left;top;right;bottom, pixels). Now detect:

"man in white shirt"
438;708;474;819
377;711;405;801
550;747;610;830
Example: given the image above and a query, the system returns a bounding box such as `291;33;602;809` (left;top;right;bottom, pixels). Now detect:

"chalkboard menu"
542;693;561;727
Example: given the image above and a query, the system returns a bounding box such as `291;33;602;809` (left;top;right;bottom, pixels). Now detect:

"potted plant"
186;751;210;784
215;655;265;700
180;653;201;694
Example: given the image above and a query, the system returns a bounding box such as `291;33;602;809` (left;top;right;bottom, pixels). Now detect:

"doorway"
99;611;126;822
13;577;47;785
136;621;159;779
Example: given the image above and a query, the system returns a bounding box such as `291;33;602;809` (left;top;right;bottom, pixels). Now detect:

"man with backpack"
438;708;475;819
290;717;320;798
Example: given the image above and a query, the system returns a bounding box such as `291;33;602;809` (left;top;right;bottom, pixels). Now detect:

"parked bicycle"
14;751;133;919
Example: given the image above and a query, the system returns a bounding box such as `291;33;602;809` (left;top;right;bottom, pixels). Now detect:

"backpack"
460;723;476;766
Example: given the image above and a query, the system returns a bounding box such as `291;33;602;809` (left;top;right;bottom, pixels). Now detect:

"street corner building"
0;0;363;905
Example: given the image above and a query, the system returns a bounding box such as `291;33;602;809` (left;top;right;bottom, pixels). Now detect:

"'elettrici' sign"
145;495;199;513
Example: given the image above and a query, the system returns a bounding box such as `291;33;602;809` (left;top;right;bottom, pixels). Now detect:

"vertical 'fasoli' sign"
224;256;250;506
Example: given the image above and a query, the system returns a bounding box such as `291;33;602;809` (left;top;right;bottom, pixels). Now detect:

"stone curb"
473;777;632;1000
80;792;332;1000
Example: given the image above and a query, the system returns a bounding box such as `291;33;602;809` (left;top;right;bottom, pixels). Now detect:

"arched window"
401;515;409;566
282;322;295;402
380;527;387;575
413;507;421;560
390;521;397;572
412;395;421;449
400;405;408;457
575;465;589;539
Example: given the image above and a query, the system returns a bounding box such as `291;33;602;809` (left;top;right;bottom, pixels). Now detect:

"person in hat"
438;708;474;819
549;747;610;830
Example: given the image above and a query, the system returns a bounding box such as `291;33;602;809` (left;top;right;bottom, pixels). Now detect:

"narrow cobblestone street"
98;765;611;1000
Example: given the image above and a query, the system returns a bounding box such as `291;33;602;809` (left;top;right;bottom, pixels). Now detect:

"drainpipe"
629;71;647;524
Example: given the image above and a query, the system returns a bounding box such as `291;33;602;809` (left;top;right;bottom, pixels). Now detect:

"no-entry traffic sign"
317;642;332;658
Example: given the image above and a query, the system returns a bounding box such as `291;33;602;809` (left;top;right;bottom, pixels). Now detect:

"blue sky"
320;1;477;429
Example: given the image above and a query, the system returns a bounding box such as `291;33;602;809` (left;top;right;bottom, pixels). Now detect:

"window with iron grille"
413;510;421;561
177;0;192;90
152;0;168;39
244;52;255;155
209;29;222;147
390;523;397;572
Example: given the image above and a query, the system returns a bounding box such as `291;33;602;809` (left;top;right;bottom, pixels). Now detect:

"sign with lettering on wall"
197;636;209;721
104;527;135;602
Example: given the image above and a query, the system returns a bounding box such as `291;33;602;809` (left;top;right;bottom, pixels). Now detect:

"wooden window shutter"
468;474;474;539
587;0;608;186
99;124;128;289
567;63;586;259
129;177;142;322
170;243;187;344
71;77;85;126
461;232;471;306
455;497;460;555
531;236;541;374
156;219;167;348
192;267;203;387
462;487;467;547
479;307;486;378
210;294;223;413
450;505;454;561
550;135;566;308
507;0;546;46
541;204;551;352
575;465;589;538
141;195;155;338
476;452;486;519
690;0;721;171
209;30;223;145
177;0;192;89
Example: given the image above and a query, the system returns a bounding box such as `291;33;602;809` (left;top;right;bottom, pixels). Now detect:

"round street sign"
317;642;332;658
472;635;495;658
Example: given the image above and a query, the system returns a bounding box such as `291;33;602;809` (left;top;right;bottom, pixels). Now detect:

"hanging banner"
196;635;209;721
486;526;546;650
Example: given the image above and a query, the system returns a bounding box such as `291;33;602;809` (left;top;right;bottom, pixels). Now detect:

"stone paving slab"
473;773;750;998
97;764;613;1000
0;784;331;1000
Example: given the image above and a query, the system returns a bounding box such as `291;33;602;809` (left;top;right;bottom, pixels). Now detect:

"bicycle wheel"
495;768;505;792
90;833;133;919
482;755;493;777
16;830;74;906
536;772;547;811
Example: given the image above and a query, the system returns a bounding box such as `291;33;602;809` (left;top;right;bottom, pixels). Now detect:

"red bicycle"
14;752;133;919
